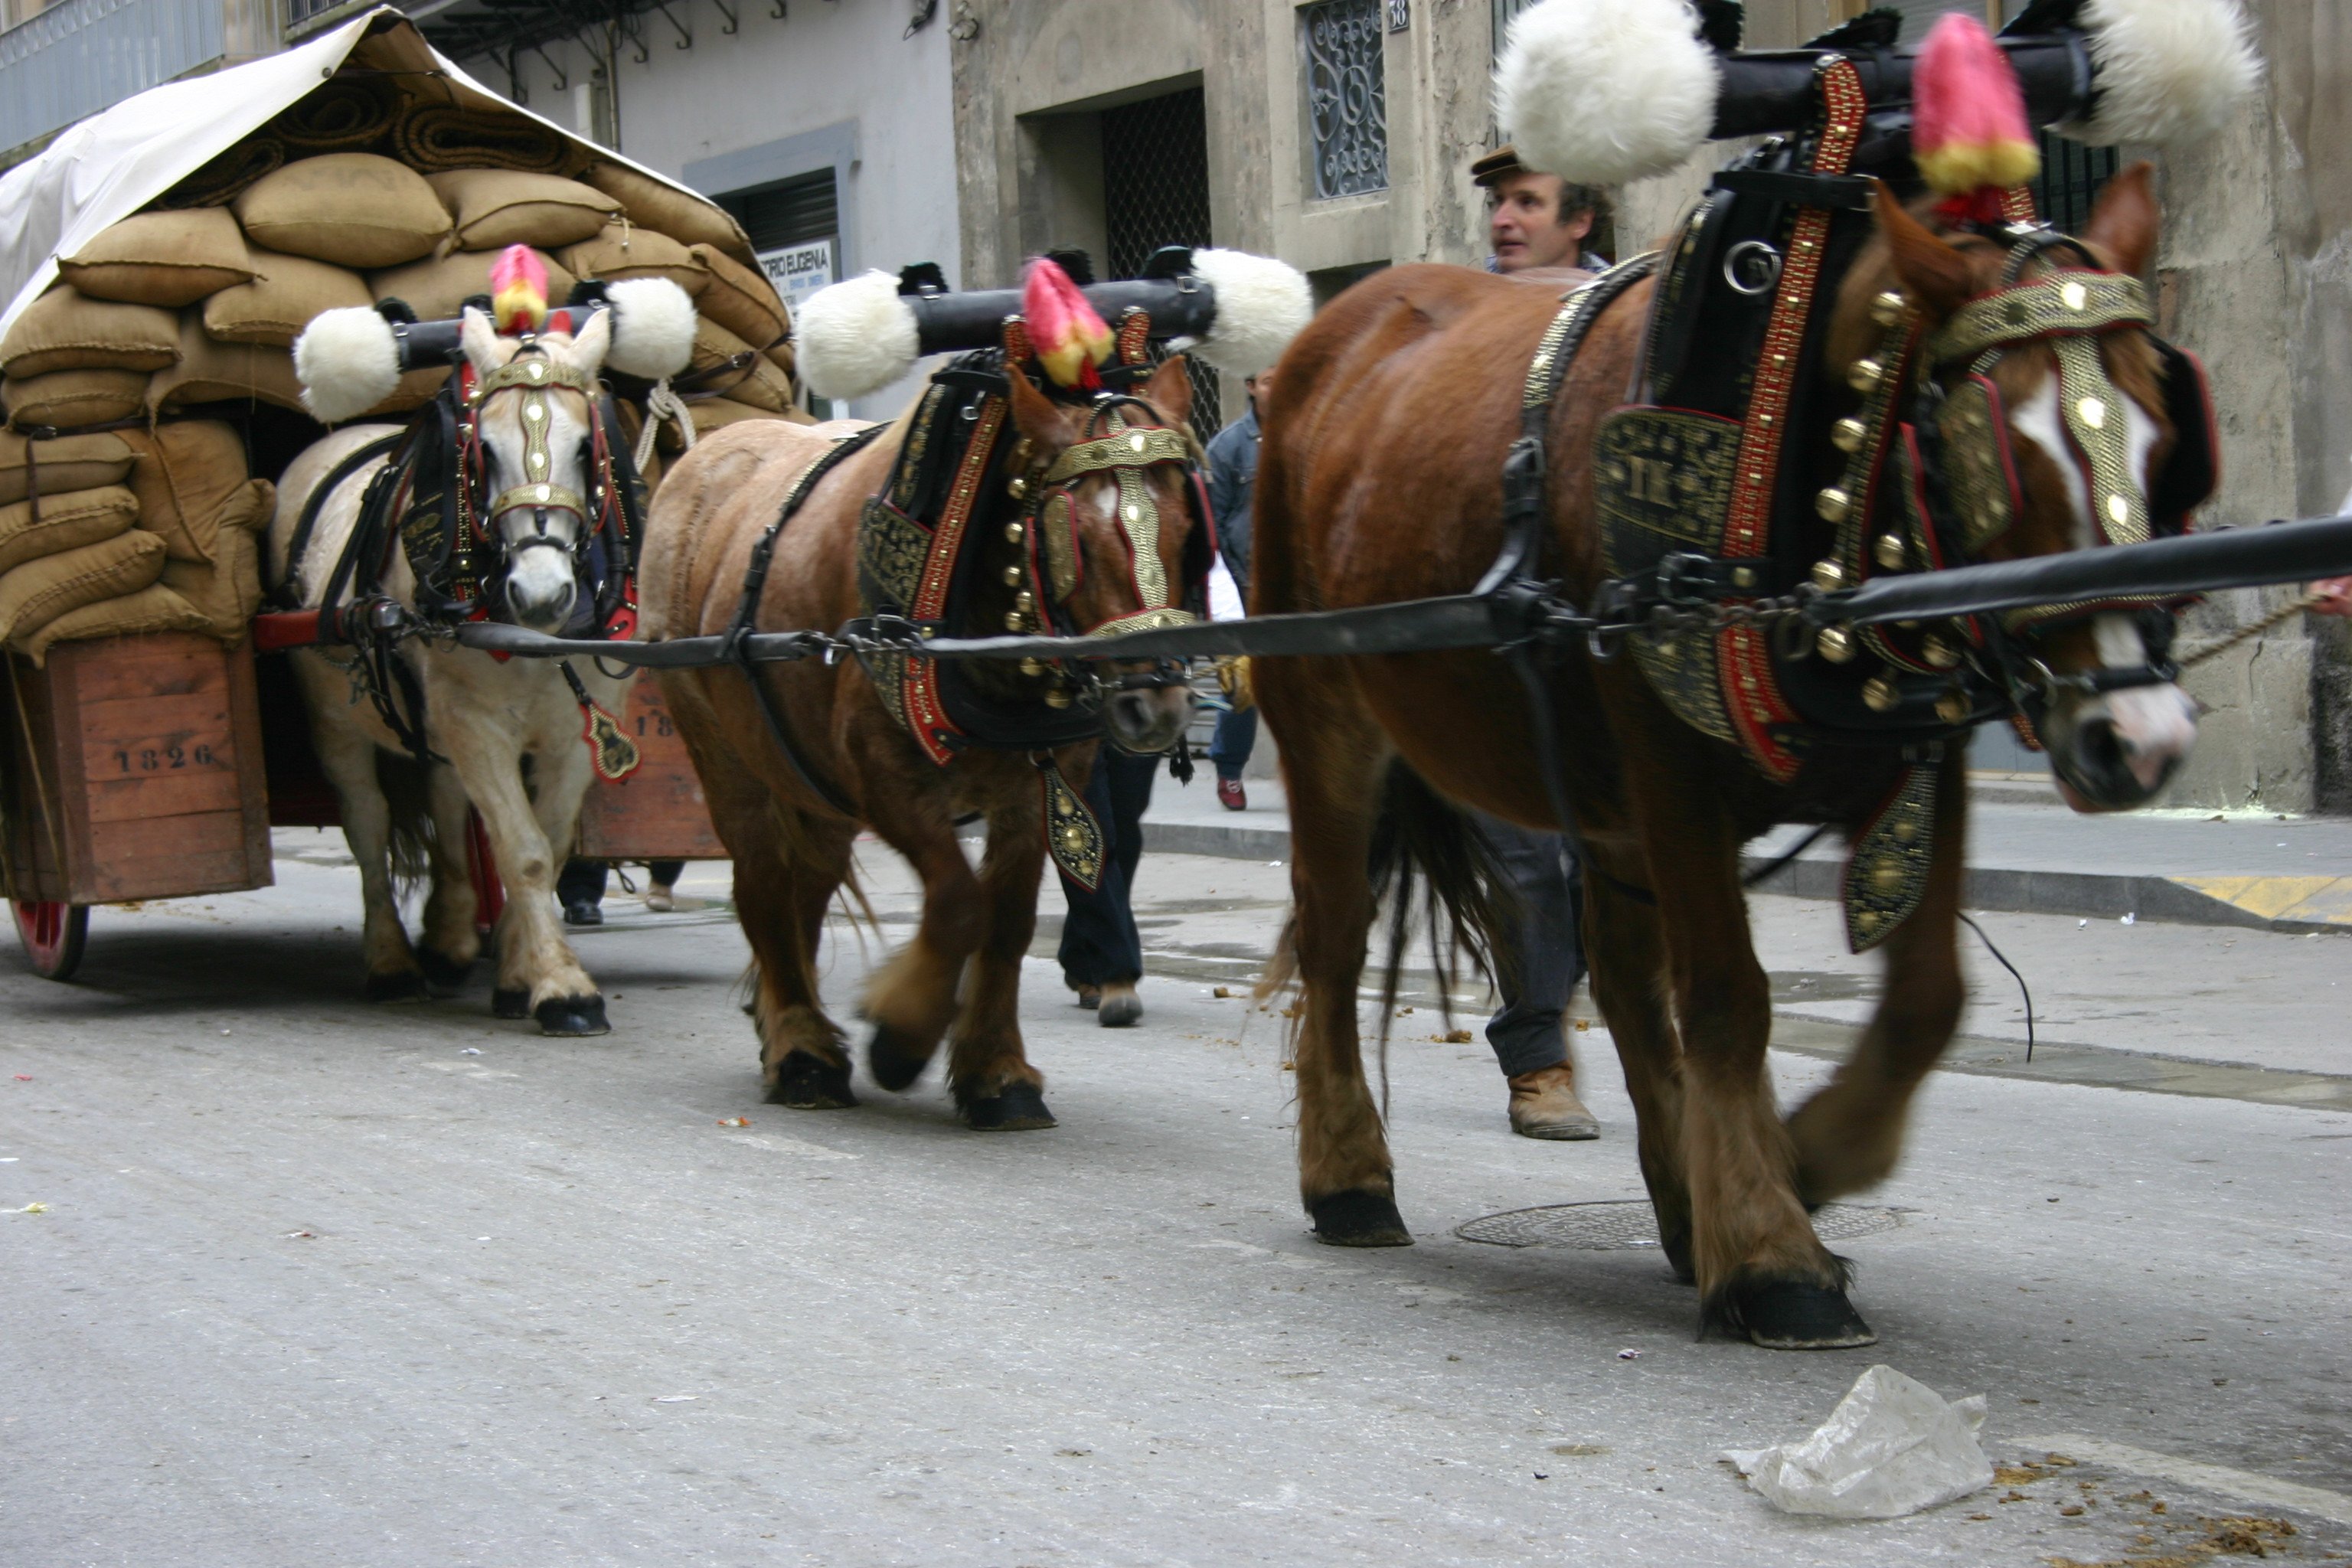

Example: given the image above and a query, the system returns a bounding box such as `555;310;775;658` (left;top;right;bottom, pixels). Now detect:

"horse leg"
741;798;858;1109
414;760;481;992
1270;697;1405;1246
309;707;423;1001
858;786;987;1097
1786;756;1969;1201
946;790;1054;1132
515;728;611;1035
1638;774;1874;1348
435;706;604;1037
1579;858;1694;1282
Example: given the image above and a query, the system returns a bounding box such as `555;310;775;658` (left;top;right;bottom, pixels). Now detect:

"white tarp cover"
0;5;724;337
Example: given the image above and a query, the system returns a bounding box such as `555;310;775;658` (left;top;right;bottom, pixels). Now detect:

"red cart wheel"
13;900;88;982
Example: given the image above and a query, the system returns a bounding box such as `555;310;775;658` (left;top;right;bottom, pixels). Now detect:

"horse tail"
1367;758;1519;1057
376;750;436;899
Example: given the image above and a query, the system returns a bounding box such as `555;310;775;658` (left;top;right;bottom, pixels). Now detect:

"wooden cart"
2;631;723;980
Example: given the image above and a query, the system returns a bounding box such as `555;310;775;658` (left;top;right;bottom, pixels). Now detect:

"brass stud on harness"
1044;688;1073;708
1848;358;1885;394
1870;290;1906;327
1008;475;1030;500
1002;565;1024;586
1922;634;1960;669
1936;690;1971;724
1817;626;1856;663
1862;675;1899;712
1004;521;1025;544
1020;658;1046;677
1816;487;1852;524
1831;416;1869;454
1014;590;1035;612
1873;533;1908;570
2060;279;2088;312
1004;610;1029;632
1810;557;1847;591
2077;396;2107;431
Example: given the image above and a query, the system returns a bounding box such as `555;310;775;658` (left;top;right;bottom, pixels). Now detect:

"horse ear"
2079;160;2158;279
1007;364;1080;452
1138;353;1194;432
1873;181;1976;322
568;305;613;377
460;306;502;376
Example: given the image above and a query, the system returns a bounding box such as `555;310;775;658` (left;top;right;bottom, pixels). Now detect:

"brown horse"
1253;167;2195;1346
639;356;1200;1127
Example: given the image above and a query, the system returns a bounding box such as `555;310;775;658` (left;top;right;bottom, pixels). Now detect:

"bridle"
1825;222;2216;735
1004;391;1212;718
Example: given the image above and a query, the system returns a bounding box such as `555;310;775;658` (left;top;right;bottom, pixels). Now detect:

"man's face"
1246;374;1267;420
1487;172;1594;274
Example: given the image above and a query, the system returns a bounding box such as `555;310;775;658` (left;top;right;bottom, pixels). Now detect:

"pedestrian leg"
1472;811;1598;1139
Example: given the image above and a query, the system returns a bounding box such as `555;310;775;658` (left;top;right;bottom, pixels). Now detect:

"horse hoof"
1097;993;1142;1027
1707;1278;1877;1350
1308;1188;1413;1247
867;1022;932;1093
535;995;610;1037
958;1080;1056;1131
492;986;531;1020
417;947;475;995
364;970;428;1004
769;1051;858;1109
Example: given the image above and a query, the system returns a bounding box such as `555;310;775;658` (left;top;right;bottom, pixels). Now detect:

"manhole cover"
1453;1200;1904;1250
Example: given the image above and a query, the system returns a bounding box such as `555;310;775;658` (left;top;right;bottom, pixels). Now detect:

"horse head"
459;302;613;636
1001;355;1204;756
1864;164;2205;811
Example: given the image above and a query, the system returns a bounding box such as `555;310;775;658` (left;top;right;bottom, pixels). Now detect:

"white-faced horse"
273;276;691;1034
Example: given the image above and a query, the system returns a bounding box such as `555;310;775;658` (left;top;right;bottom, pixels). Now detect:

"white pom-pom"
1495;0;1720;186
294;307;400;425
603;276;697;381
1189;249;1312;378
2066;0;2261;145
795;270;920;401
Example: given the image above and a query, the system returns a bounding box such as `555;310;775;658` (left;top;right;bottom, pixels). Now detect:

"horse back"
1260;262;1651;613
267;423;408;609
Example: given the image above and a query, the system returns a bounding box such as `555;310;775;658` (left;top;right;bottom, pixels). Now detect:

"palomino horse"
270;306;634;1035
1253;168;2199;1346
641;355;1200;1126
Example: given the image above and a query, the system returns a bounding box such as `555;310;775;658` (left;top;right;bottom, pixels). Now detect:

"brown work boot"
1508;1063;1599;1140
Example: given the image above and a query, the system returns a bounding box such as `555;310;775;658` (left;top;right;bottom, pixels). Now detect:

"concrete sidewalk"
1142;771;2352;934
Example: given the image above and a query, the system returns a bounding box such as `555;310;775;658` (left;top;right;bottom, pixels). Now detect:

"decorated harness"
1531;53;2220;947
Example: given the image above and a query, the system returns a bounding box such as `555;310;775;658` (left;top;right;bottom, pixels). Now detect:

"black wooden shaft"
1818;516;2352;626
1711;37;2090;139
906;279;1220;358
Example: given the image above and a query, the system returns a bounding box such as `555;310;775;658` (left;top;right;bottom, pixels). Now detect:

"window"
1302;0;1387;200
1101;87;1221;439
717;167;841;322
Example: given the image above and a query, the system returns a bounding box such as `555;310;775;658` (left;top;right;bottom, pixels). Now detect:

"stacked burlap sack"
0;87;797;662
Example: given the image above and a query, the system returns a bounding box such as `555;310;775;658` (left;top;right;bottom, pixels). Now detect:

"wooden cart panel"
573;675;724;861
4;633;273;904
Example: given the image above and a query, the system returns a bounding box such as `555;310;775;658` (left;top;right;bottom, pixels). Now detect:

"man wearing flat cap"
1475;145;1610;276
1464;142;1606;1142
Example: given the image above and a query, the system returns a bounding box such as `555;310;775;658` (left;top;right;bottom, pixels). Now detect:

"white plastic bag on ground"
1722;1364;1992;1518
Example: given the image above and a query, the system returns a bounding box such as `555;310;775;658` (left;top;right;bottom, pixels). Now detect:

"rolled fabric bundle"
270;76;400;152
15;582;210;663
0;485;141;576
155;139;286;210
394;104;579;175
0;430;136;507
5;369;152;432
0;529;166;644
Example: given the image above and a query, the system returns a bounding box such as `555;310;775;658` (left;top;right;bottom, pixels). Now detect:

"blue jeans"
1209;705;1258;780
1471;811;1586;1078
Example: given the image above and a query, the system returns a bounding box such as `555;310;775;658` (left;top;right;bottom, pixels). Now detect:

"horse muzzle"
2043;679;2198;811
1104;679;1194;756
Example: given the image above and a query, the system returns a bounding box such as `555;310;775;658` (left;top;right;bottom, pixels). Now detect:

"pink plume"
489;243;550;335
1914;13;2040;212
1022;257;1112;390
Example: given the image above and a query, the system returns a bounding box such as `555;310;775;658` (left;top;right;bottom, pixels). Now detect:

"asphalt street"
3;832;2349;1566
